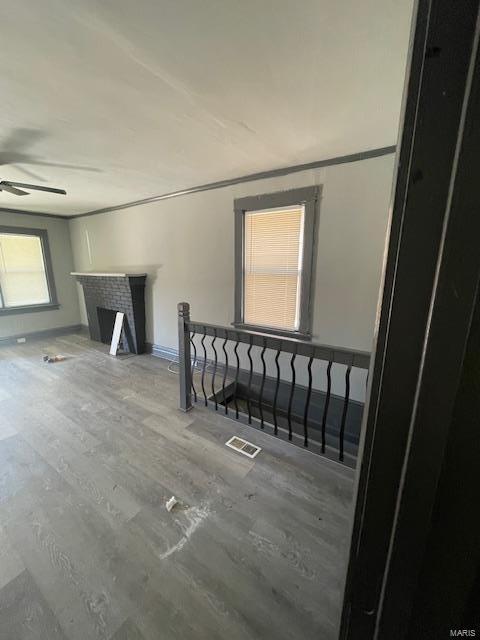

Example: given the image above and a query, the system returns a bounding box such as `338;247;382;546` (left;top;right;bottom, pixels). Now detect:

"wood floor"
0;333;354;640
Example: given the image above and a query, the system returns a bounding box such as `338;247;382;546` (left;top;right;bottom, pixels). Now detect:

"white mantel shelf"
71;272;147;277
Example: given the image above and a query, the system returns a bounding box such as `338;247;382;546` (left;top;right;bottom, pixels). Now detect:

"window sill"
232;322;312;341
0;303;60;316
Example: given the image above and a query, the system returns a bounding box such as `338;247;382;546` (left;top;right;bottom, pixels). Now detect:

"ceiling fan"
0;180;66;196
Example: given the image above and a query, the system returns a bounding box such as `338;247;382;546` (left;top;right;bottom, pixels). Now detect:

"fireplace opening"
97;307;118;345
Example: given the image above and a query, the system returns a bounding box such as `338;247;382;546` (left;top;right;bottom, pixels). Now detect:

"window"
234;186;320;338
0;226;58;315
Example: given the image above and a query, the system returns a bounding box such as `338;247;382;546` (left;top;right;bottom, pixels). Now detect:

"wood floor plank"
110;619;146;640
0;524;25;590
0;435;51;506
17;427;141;527
1;398;99;456
0;570;67;640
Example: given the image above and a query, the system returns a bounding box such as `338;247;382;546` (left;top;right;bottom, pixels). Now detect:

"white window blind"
0;233;50;308
243;205;304;331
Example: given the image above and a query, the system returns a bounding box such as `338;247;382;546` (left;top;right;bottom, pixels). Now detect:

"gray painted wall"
0;211;80;338
69;153;395;400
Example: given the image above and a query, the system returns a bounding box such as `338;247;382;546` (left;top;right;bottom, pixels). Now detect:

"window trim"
0;225;59;316
234;185;321;340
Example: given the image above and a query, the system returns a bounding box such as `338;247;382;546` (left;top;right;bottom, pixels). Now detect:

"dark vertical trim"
341;0;480;638
298;189;320;336
234;206;244;325
39;229;58;307
380;8;480;635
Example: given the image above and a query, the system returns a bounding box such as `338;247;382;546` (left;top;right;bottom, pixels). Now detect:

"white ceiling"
0;0;413;217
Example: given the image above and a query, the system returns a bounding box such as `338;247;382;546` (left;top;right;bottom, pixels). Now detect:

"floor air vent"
225;436;262;459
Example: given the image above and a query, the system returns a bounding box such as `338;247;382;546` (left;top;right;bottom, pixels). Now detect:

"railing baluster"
221;334;229;414
211;329;218;410
258;339;267;429
339;365;352;462
287;348;297;441
233;335;240;418
321;361;333;453
272;348;281;435
303;356;314;447
246;336;253;424
190;330;197;402
200;327;208;406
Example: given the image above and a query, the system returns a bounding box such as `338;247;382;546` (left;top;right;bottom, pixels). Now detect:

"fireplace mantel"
71;272;147;278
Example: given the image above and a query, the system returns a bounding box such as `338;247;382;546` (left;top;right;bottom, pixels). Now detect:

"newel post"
178;302;193;412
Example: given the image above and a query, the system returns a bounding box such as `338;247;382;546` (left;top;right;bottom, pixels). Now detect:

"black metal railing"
178;302;370;466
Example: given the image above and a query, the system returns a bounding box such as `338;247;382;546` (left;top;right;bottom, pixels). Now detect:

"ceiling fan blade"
0;184;29;196
3;181;66;195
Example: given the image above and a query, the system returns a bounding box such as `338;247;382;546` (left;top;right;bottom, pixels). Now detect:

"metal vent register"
225;436;262;459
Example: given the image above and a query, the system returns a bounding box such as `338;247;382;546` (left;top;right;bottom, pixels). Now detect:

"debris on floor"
166;496;178;512
43;354;67;363
159;503;212;560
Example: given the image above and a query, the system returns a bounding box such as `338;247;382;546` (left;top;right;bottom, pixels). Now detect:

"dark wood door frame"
340;0;480;638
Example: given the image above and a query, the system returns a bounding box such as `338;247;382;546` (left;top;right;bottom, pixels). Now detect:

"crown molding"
0;145;396;221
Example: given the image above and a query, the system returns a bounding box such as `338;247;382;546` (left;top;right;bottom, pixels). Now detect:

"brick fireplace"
72;272;147;354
